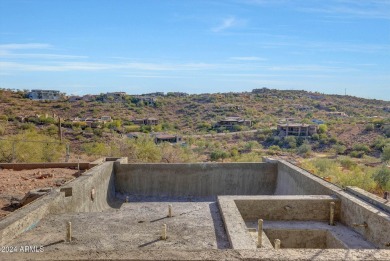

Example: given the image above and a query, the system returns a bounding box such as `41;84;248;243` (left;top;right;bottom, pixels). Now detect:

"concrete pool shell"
0;158;389;260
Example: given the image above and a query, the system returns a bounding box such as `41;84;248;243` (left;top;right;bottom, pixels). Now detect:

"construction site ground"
0;168;79;219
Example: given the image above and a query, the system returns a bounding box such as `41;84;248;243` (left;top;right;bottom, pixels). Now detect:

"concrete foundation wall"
0;159;122;245
275;160;390;249
234;195;340;222
49;161;118;214
114;163;277;197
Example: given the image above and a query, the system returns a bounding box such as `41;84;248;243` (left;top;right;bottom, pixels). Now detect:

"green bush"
0;130;65;163
210;149;229;161
352;143;370;153
365;124;374;131
372;165;390;191
333;144;346;155
297;142;312;157
381;145;390;162
318;124;328;134
350;150;365;158
285;136;297;149
338;156;356;169
383;125;390;138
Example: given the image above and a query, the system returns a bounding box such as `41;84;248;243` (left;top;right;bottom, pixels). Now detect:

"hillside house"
101;116;112;122
293;104;312;111
142;92;165;97
215;117;252;130
82;95;95;102
103;92;126;102
28;90;62;100
68;96;82;102
277;123;317;137
167;92;188;97
154;134;182;144
327;112;348;117
131;118;159;126
252;87;270;94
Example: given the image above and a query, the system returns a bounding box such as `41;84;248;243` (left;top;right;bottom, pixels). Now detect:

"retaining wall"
114;162;278;197
0;158;124;245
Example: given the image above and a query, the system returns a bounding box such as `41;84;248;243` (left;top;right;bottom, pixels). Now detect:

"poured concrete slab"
8;198;230;253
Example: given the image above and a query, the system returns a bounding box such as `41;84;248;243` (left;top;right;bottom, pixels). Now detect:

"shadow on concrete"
150;216;169;223
138;238;161;248
120;195;217;203
209;202;231;249
107;169;123;210
43;239;65;248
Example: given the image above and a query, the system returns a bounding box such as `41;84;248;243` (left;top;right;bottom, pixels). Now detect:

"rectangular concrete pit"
263;229;346;249
1;158;389;260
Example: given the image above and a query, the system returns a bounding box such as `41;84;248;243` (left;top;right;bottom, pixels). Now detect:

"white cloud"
212;17;244;32
0;61;217;72
230;56;266;61
0;43;51;50
0;53;88;59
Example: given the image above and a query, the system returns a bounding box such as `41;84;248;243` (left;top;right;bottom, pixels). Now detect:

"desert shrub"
381;145;390;162
352;143;370;153
210;149;229;161
0;123;5;135
318;124;328;134
311;133;319;140
82;142;110;156
372;165;390;191
285;136;297;149
373;136;390;150
333;144;346;155
383;125;390;138
365;123;374;131
350;150;365;158
45;125;58;136
338;156;357;169
297;142;312;157
0;130;65;163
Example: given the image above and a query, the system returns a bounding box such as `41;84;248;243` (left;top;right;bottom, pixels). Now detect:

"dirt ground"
0;168;80;219
8;198;230;254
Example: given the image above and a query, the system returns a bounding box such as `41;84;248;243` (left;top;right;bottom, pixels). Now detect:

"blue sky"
0;0;389;100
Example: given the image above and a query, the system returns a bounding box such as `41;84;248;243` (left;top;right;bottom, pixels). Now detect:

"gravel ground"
0;168;79;219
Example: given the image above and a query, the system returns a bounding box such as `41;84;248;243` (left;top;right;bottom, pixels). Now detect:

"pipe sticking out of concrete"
125;196;129;203
257;219;263;248
161;224;167;240
168;204;173;217
329;202;335;226
66;221;72;242
274;239;281;250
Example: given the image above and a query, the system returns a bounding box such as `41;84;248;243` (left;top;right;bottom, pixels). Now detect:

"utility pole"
58;117;63;143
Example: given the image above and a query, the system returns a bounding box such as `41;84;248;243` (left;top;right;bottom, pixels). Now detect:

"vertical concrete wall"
114;163;278;197
0;159;121;245
275;160;390;249
49;161;118;214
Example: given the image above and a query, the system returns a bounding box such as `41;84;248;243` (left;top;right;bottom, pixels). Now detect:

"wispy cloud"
212;17;244;32
297;0;390;20
0;53;88;59
0;61;217;72
0;43;51;50
230;56;266;61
